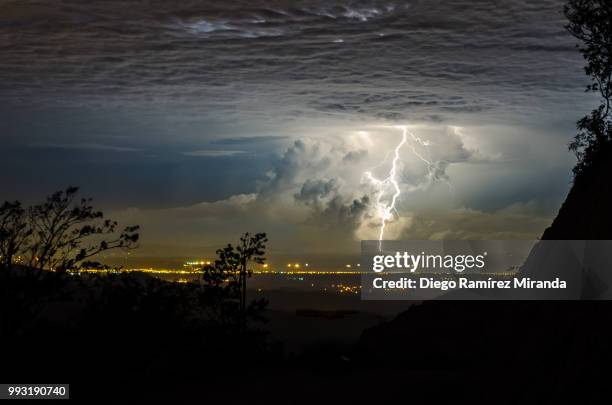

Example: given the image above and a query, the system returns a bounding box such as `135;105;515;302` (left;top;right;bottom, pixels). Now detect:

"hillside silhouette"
543;143;612;239
355;142;612;401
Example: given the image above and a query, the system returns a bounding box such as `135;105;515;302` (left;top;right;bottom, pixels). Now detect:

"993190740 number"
2;384;69;399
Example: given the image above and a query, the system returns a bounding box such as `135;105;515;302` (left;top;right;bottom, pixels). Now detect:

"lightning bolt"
364;126;406;250
363;125;450;251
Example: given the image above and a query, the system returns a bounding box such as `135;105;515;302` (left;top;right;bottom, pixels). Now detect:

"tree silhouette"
0;187;139;273
201;232;267;329
0;201;31;272
565;0;612;177
236;233;267;314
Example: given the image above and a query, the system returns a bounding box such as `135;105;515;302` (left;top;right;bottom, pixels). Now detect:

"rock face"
518;148;612;298
542;147;612;240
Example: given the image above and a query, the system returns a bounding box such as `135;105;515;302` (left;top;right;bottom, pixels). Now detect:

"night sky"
0;0;596;260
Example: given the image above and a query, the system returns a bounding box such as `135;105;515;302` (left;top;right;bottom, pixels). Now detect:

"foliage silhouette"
0;187;139;273
565;0;612;178
0;201;31;272
200;232;268;330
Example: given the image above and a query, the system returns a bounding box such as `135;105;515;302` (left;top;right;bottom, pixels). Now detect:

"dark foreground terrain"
2;272;612;404
2;144;612;404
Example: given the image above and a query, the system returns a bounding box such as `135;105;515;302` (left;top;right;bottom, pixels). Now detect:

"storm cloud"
0;0;593;258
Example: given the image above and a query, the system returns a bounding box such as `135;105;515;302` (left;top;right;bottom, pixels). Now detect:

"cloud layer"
0;0;590;257
0;0;589;123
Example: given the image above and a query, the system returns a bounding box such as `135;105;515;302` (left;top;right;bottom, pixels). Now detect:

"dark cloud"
295;178;371;231
0;0;586;123
182;150;246;157
259;139;333;196
317;194;370;227
211;136;289;145
28;143;142;152
295;179;340;206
